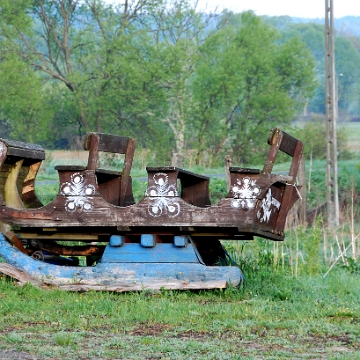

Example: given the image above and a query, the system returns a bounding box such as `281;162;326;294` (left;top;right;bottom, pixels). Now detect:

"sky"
195;0;360;18
105;0;360;18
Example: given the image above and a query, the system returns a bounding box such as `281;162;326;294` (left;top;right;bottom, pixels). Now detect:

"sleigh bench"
227;128;303;236
55;132;136;207
146;166;211;208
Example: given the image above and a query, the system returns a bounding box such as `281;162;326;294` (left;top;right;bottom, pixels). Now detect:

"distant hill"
291;16;360;36
259;15;360;36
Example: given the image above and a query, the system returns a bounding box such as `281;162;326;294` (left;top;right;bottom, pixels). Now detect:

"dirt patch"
128;322;172;336
0;349;38;360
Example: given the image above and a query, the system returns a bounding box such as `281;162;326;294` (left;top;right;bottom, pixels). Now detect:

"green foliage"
0;2;317;167
263;18;360;117
35;182;59;205
132;179;148;202
0;53;52;142
341;258;360;274
208;178;227;204
192;11;316;165
299;219;322;275
293;119;352;161
335;37;360;116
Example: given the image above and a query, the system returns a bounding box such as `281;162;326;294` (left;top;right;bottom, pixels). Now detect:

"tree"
191;12;316;166
0;0;164;145
335;36;360;117
0;52;52;142
142;0;219;166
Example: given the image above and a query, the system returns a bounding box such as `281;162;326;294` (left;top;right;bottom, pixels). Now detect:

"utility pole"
325;0;340;227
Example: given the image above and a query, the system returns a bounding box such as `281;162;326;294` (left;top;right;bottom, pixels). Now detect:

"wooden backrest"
84;133;136;206
262;128;303;181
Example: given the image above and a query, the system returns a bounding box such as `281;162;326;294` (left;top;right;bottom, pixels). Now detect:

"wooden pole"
325;0;340;227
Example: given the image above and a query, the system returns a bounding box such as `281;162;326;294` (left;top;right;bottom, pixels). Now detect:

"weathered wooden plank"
0;262;233;291
0;139;45;161
6;147;45;160
55;165;86;171
84;133;132;154
229;167;260;174
0;263;48;288
0;139;44;153
1;195;286;240
18;233;100;241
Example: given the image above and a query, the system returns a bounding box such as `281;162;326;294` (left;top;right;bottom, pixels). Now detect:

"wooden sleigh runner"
0;128;303;291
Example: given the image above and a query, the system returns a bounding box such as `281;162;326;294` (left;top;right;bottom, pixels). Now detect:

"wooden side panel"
179;172;211;207
4;160;24;209
22;161;44;208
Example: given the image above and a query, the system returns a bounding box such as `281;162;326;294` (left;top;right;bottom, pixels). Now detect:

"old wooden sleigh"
0;128;303;291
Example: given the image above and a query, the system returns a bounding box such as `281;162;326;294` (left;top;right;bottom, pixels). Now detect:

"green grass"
0;264;359;359
339;122;360;148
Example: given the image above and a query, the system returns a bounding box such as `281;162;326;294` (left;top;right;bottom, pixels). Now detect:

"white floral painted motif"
0;142;7;158
60;173;95;212
145;173;180;218
256;189;281;223
231;177;260;209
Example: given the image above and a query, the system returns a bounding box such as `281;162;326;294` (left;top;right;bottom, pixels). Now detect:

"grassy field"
340;122;360;151
0;260;359;359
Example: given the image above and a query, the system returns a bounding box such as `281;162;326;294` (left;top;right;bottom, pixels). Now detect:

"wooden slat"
18;233;100;241
0;262;236;291
278;131;299;156
6;148;45;160
85;133;131;154
0;139;45;160
229;167;260;174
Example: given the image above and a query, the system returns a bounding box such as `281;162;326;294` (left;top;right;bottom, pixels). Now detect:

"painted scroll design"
256;189;281;223
145;173;180;218
60;173;95;212
231;177;260;209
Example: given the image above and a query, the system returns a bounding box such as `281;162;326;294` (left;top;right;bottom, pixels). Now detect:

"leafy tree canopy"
0;1;317;166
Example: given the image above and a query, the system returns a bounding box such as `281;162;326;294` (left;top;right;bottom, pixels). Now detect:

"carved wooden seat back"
85;133;136;206
262;128;303;182
261;128;304;234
